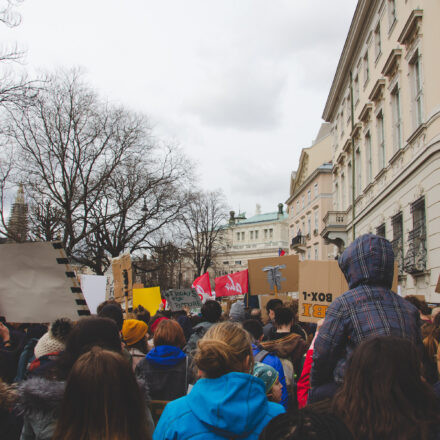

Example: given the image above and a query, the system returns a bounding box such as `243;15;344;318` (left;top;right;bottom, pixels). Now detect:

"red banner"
192;273;212;300
215;270;249;297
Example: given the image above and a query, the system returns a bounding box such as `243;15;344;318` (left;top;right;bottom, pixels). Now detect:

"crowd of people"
1;233;440;439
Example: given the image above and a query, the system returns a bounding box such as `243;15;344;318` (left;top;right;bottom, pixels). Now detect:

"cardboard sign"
162;289;202;311
248;255;299;295
111;252;132;301
80;275;107;314
133;287;162;315
298;260;400;323
436;275;440;294
0;242;90;323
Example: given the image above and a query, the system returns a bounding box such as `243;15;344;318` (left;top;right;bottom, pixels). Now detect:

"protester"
27;318;73;378
250;308;263;324
16;317;154;440
332;336;440;440
52;347;153;440
96;299;122;315
121;319;149;369
136;319;195;401
253;362;283;403
258;409;353;440
1;320;27;383
229;299;245;322
98;304;124;333
0;379;22;440
243;319;288;408
153;321;284;439
405;295;432;324
263;299;283;340
185;300;222;353
310;234;422;403
422;312;440;383
133;305;151;326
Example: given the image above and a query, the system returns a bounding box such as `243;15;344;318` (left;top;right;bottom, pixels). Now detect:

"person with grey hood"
229;299;245;322
185;300;222;354
309;234;422;403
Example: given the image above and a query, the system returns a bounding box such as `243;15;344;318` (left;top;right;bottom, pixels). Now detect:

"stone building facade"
321;0;440;301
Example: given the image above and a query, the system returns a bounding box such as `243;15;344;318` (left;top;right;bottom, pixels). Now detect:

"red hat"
150;317;168;334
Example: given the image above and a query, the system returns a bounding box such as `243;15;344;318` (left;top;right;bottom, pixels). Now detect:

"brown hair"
332;336;440;440
52;347;151;440
154;319;186;349
194;321;253;378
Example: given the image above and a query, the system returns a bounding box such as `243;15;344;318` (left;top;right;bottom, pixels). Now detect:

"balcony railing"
404;221;426;275
323;211;347;228
291;235;306;247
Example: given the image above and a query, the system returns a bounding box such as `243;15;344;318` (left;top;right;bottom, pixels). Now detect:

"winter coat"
136;345;195;401
14;339;38;383
0;380;22;440
185;321;213;354
16;376;154;440
153;372;284;440
311;234;422;388
251;344;288;409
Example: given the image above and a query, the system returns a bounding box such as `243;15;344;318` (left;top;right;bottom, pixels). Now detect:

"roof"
235;212;288;225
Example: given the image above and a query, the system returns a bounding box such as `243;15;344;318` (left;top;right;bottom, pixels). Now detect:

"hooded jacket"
311;234;422;388
153;372;284;440
185;321;214;354
135;345;195;401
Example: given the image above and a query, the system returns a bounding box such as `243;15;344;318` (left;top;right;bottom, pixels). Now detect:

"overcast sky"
1;0;357;217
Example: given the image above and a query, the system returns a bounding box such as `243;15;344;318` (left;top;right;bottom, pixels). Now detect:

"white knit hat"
33;318;73;359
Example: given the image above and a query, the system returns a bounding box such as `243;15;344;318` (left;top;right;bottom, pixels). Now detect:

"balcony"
321;211;348;253
404;221;427;275
290;234;307;253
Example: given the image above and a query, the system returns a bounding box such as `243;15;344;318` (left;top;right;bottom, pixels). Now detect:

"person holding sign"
310;234;422;403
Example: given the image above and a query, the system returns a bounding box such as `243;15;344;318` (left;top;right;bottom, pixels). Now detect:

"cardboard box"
111;252;132;301
248;254;299;295
298;260;400;323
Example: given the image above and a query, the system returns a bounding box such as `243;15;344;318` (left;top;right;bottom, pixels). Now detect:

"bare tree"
180;190;228;277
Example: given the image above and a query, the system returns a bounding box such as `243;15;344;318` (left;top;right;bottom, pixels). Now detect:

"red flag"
215;270;249;297
192;273;212;300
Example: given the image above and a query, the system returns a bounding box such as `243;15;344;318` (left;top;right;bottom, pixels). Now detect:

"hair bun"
51;318;74;342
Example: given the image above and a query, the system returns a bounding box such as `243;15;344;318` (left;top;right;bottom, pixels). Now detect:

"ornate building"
6;184;29;243
321;0;440;300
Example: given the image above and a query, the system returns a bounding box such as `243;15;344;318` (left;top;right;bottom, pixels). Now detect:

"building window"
314;183;318;198
363;51;369;85
302;195;305;208
307;248;311;260
307;217;311;235
410;52;423;127
353;74;359;105
307;190;311;204
365;131;372;183
391;212;404;274
250;231;254;240
334;182;339;210
241;232;245;240
302;221;305;234
223;261;229;265
374;23;381;60
377;110;385;170
376;223;386;237
355;147;362;197
388;0;397;29
296;200;300;211
314;211;319;230
391;85;402;151
264;229;268;239
314;245;318;261
235;261;242;265
255;230;259;239
236;232;240;241
269;228;273;239
404;197;426;274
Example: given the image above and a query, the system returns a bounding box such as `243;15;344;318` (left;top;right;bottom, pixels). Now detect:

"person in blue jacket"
153;321;285;440
242;319;288;408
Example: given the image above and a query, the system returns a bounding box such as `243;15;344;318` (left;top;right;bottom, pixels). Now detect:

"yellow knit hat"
122;319;148;346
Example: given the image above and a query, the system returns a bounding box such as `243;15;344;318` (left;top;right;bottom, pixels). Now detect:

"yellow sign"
133;287;162;315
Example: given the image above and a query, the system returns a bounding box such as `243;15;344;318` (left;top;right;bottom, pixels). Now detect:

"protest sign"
215;270;248;297
80;274;107;314
133;287;162;315
248;255;299;295
0;242;90;323
162;289;202;312
111;252;132;301
436;275;440;293
298;260;400;323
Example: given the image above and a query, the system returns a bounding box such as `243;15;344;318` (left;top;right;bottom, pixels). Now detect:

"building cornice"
322;0;379;122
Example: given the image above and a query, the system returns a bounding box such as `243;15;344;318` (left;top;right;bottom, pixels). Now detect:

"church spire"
6;184;29;243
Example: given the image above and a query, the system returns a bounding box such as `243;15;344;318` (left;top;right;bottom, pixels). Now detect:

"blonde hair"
194;321;253;378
